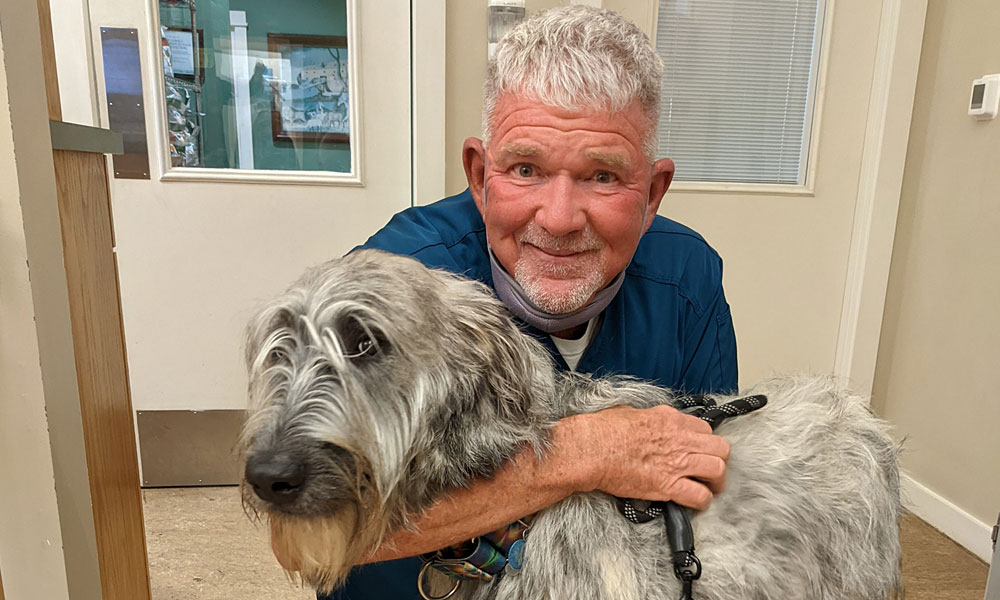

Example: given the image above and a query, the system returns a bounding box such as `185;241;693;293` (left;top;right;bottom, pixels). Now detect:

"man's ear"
463;138;487;215
643;158;676;231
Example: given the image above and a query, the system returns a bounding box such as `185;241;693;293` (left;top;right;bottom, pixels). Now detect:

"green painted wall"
160;0;350;171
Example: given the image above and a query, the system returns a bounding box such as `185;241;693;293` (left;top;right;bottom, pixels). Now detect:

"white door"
79;0;442;481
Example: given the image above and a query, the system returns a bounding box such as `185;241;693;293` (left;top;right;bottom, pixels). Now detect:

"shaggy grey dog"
239;249;902;599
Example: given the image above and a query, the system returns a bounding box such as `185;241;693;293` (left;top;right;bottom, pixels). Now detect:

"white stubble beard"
513;222;607;314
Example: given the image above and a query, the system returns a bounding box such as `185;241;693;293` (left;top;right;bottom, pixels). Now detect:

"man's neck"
551;322;588;340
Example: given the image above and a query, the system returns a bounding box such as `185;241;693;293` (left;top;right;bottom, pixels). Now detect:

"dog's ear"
441;277;554;422
416;283;552;488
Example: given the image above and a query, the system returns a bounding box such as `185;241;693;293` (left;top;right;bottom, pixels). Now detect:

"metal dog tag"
504;538;525;575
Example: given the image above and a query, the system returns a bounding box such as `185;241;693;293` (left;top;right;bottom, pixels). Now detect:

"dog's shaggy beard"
267;509;358;593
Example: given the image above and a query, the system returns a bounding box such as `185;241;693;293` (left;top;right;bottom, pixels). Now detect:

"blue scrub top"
322;190;738;599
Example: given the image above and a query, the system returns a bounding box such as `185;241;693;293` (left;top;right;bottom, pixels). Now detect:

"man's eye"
515;164;535;178
594;171;617;184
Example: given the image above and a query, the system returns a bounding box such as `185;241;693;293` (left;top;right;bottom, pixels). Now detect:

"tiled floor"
142;487;990;599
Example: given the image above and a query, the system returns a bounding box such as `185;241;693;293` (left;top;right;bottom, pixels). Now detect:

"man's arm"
364;402;730;563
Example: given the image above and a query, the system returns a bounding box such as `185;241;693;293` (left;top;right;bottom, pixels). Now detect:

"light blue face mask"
482;160;644;334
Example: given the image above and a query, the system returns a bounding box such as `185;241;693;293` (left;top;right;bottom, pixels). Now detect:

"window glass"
656;0;825;185
158;0;351;172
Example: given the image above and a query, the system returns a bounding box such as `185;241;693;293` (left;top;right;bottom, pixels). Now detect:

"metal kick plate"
137;409;245;487
100;27;150;179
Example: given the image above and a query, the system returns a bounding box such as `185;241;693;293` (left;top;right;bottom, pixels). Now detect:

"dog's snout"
245;453;307;506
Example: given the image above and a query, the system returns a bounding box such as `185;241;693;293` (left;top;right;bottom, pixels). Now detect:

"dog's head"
238;249;553;591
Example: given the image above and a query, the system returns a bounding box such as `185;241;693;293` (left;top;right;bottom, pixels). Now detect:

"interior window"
158;0;351;172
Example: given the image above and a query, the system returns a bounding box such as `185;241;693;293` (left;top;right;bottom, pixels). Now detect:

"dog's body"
239;250;902;599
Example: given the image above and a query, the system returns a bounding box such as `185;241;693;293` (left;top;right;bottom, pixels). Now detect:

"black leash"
617;394;767;600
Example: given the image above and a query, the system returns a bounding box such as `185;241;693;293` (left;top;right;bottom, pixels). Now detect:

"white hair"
483;6;664;159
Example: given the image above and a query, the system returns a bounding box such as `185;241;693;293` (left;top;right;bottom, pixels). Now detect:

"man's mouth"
523;243;595;258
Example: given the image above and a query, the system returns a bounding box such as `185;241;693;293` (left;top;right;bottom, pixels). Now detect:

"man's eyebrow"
585;149;631;170
500;143;542;156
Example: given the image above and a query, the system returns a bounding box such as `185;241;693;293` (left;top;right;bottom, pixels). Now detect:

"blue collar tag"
504;538;526;575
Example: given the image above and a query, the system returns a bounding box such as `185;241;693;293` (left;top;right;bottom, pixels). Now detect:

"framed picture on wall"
267;33;350;144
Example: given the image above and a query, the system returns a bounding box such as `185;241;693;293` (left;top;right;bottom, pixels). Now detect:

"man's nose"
534;176;586;237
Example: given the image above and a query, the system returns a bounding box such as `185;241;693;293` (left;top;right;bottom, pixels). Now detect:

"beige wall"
872;0;1000;526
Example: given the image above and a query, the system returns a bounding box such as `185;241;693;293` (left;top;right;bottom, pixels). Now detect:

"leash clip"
674;551;701;600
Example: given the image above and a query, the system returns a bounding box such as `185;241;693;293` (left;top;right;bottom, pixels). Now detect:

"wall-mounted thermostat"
968;73;1000;120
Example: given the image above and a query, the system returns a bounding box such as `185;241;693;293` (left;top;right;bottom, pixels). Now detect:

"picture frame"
267;33;350;145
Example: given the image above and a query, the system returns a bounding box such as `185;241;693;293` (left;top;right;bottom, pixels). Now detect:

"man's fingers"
678;410;713;435
670;477;713;511
687;454;727;494
690;431;730;462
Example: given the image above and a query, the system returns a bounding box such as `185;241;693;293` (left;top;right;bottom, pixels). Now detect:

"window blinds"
655;0;826;185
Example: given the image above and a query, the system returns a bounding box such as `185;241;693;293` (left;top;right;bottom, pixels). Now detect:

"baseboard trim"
901;472;993;562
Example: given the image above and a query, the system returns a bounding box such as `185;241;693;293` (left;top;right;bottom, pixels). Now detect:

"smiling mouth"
523;243;595;258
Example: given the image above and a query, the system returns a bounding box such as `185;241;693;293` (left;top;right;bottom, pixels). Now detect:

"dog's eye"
348;336;377;359
356;337;374;356
337;317;387;362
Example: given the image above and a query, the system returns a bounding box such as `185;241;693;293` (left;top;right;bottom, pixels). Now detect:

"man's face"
464;95;674;314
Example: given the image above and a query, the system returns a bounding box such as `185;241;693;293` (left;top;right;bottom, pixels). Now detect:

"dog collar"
418;518;532;599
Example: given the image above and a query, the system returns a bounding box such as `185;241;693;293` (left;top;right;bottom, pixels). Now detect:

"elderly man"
320;6;737;599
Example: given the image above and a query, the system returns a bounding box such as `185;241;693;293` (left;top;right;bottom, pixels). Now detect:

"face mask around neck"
488;248;625;333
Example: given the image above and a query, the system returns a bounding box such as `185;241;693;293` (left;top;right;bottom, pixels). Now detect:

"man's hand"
568;405;731;510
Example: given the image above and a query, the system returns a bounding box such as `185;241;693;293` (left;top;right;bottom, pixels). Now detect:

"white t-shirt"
550;318;597;372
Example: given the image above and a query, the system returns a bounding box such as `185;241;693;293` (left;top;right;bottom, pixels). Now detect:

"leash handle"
664;501;694;553
664;501;701;598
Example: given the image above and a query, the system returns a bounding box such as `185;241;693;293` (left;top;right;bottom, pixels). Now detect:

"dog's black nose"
245;453;307;506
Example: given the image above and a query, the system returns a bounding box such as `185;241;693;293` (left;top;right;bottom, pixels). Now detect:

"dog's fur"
239;249;902;599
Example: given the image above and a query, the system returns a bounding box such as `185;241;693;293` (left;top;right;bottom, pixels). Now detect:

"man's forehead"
497;142;632;169
491;94;648;131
